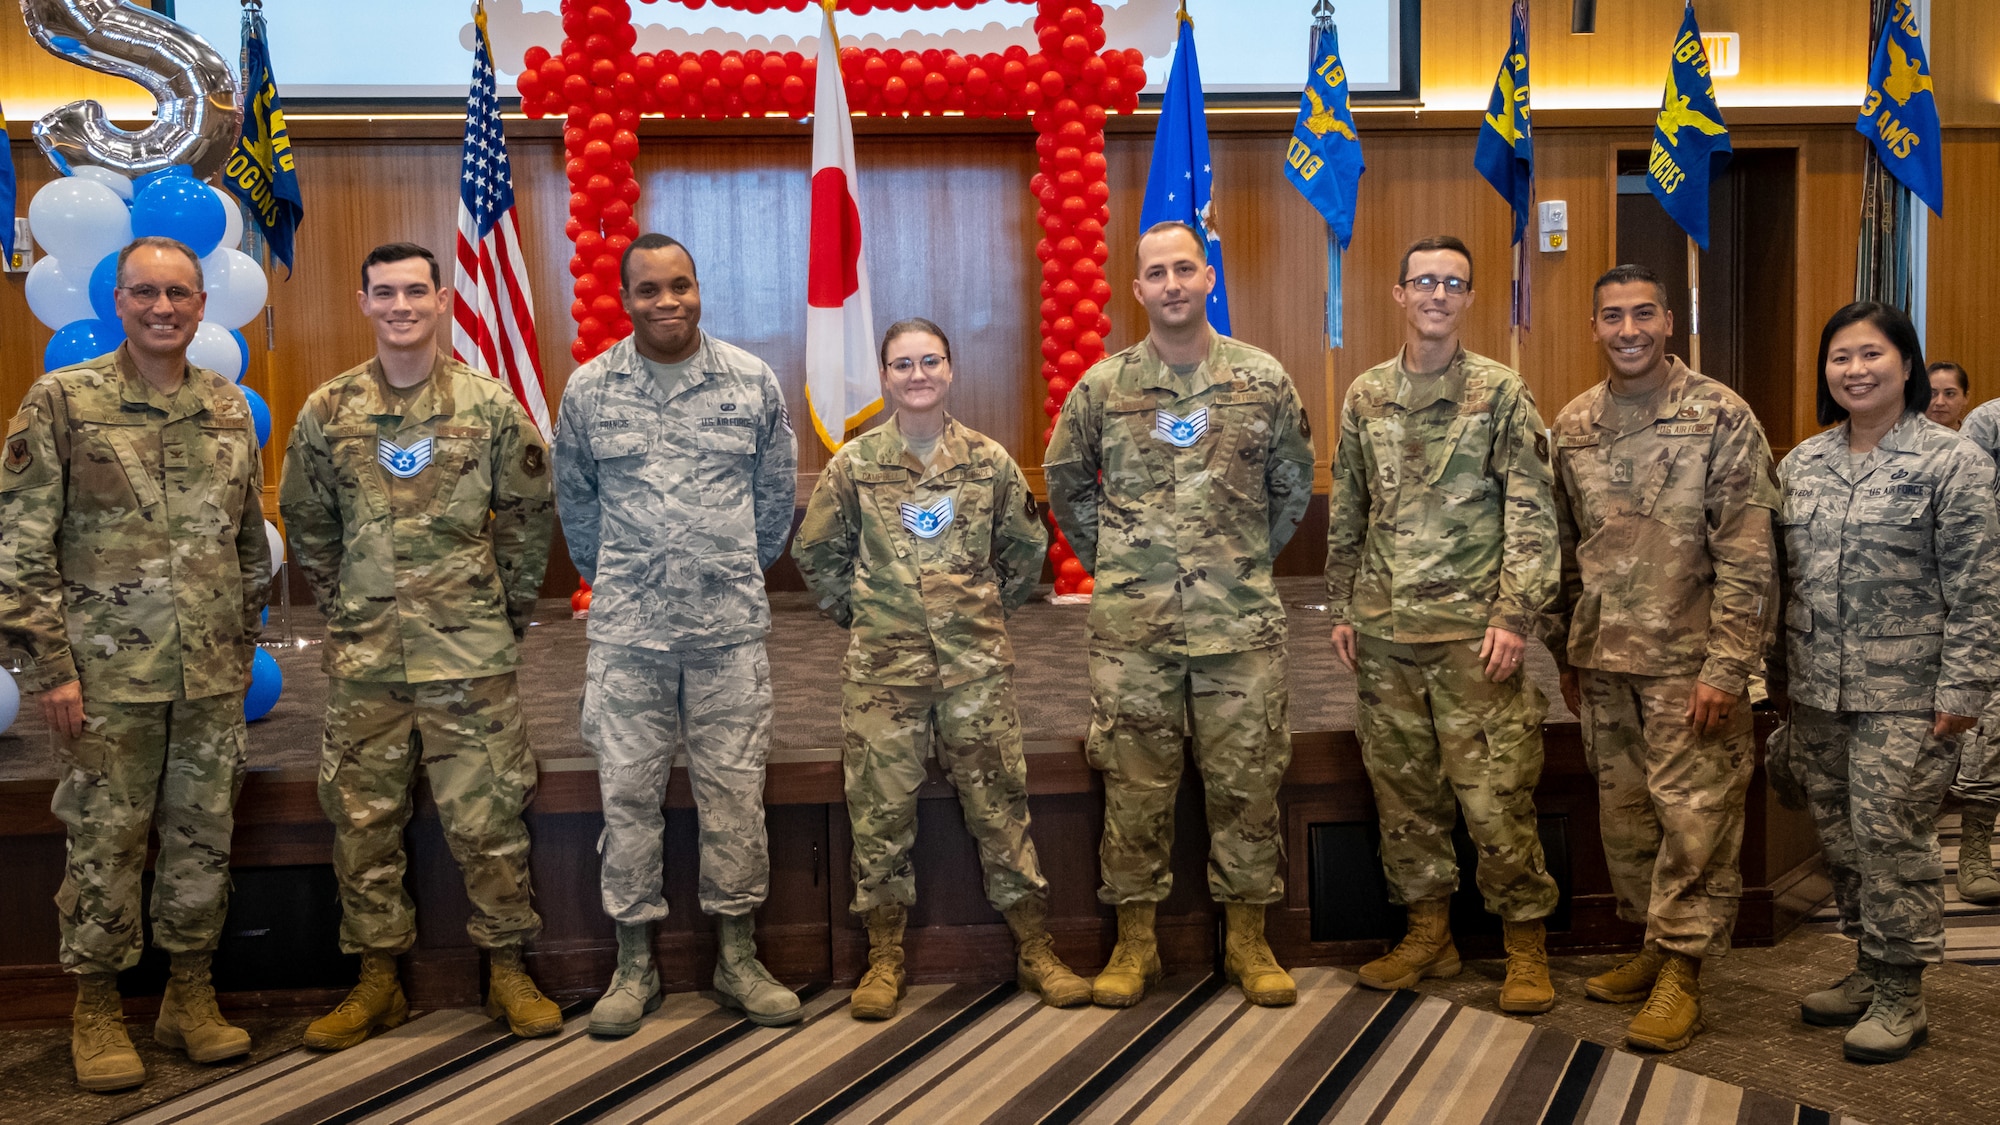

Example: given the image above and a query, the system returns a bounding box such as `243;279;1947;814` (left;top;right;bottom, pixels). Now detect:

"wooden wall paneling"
1930;0;2000;127
1794;126;1867;445
1926;130;2000;397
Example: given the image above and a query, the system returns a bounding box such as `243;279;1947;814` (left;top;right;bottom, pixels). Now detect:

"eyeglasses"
1403;275;1471;296
886;354;948;375
118;284;201;307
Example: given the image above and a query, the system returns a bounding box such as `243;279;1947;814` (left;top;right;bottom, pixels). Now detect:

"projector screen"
167;0;1418;105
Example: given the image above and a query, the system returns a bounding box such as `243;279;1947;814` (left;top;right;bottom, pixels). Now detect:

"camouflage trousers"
1577;669;1755;958
843;674;1048;915
1951;692;2000;807
1794;705;1956;966
318;674;541;954
1086;644;1292;906
583;640;772;921
52;691;249;975
1355;634;1559;921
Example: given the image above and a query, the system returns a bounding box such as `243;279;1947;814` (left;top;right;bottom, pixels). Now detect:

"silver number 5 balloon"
21;0;242;180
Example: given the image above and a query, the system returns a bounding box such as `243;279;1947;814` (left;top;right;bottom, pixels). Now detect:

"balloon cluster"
571;578;594;617
23;165;273;440
1031;4;1127;595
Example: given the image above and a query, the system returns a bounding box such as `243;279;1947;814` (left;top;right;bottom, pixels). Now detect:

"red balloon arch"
521;0;1134;594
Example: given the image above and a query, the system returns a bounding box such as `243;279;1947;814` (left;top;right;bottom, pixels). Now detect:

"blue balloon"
239;385;272;447
133;164;194;195
87;251;121;323
44;318;125;372
131;175;226;258
245;647;282;722
260;606;269;629
231;329;250;383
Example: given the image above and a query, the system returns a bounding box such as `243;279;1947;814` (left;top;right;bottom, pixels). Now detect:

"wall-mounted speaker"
1572;0;1599;35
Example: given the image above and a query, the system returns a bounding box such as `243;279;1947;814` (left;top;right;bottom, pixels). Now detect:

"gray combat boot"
1958;805;2000;904
590;923;663;1037
1844;961;1928;1063
1801;949;1877;1026
713;913;802;1026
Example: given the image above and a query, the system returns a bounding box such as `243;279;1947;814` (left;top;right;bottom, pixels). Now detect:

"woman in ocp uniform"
1772;301;2000;1064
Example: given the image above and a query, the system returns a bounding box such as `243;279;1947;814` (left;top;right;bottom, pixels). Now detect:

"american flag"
452;5;551;439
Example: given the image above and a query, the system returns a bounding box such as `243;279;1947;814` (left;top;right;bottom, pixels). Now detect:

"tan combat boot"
486;946;562;1037
154;952;251;1062
1958;805;2000;905
304;951;408;1050
1844;962;1928;1063
714;912;803;1026
72;973;145;1093
1356;898;1459;990
1497;919;1556;1014
1801;950;1877;1027
1091;902;1162;1008
1626;953;1703;1052
1222;903;1297;1006
850;904;908;1020
1003;895;1092;1008
590;922;663;1037
1585;946;1667;1003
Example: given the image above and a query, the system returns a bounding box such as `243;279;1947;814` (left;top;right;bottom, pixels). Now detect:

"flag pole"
1509;240;1523;372
1686;235;1701;372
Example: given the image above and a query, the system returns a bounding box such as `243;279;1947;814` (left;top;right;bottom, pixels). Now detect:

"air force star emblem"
1155;407;1209;448
377;437;434;479
899;496;955;539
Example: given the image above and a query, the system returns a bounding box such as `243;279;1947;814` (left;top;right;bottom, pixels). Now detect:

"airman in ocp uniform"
794;317;1091;1020
0;237;271;1091
1045;221;1316;1010
555;233;803;1034
1548;265;1778;1052
1326;235;1563;1016
280;243;560;1050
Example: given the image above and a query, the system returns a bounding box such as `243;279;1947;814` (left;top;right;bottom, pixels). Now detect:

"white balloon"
23;255;99;330
210;184;244;251
70;165;134;202
200;247;270;330
0;666;16;735
265;520;286;578
28;179;132;267
187;322;244;382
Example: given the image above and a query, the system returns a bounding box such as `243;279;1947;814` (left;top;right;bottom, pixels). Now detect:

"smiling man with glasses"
1325;234;1564;1016
0;236;271;1091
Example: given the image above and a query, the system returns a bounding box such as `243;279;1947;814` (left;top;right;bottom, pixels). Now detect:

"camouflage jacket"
1960;399;2000;468
1325;348;1558;643
278;354;554;683
1548;359;1779;695
792;414;1046;687
1044;332;1315;656
1772;412;1999;716
554;332;798;652
0;347;270;701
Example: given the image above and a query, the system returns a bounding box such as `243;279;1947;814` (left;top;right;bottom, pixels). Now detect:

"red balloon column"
520;0;1136;593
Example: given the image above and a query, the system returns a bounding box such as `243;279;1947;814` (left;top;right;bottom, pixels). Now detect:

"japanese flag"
804;3;879;451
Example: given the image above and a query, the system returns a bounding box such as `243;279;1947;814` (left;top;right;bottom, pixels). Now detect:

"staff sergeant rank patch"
378;437;434;479
900;496;954;539
1155;406;1209;448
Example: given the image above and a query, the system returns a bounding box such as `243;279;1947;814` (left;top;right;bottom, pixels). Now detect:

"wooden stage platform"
0;578;1825;1025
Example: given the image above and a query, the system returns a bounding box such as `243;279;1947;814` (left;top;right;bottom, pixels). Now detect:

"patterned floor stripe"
128;968;1862;1125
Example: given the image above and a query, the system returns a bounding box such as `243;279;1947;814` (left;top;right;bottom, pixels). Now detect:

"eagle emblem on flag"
1155;407;1210;448
900;496;954;539
377;437;434;479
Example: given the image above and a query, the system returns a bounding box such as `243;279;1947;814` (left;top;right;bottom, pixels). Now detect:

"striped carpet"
1803;812;2000;965
122;968;1853;1125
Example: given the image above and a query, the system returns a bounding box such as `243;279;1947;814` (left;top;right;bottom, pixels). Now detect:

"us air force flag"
1474;0;1533;245
1858;1;1942;216
1140;14;1229;336
221;8;304;273
1647;2;1731;250
1284;6;1363;347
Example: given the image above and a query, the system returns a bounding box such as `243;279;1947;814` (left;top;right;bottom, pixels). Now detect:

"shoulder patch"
522;444;547;477
1533;432;1550;463
5;434;31;474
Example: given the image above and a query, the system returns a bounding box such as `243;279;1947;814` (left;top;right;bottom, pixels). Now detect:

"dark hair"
1592;263;1671;312
1928;360;1970;394
1814;301;1928;426
1134;220;1207;269
117;236;204;290
1398;235;1473;288
361;242;440;289
879;317;952;368
621;233;698;289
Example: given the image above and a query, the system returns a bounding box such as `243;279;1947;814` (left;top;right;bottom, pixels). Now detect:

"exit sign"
1703;32;1741;78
